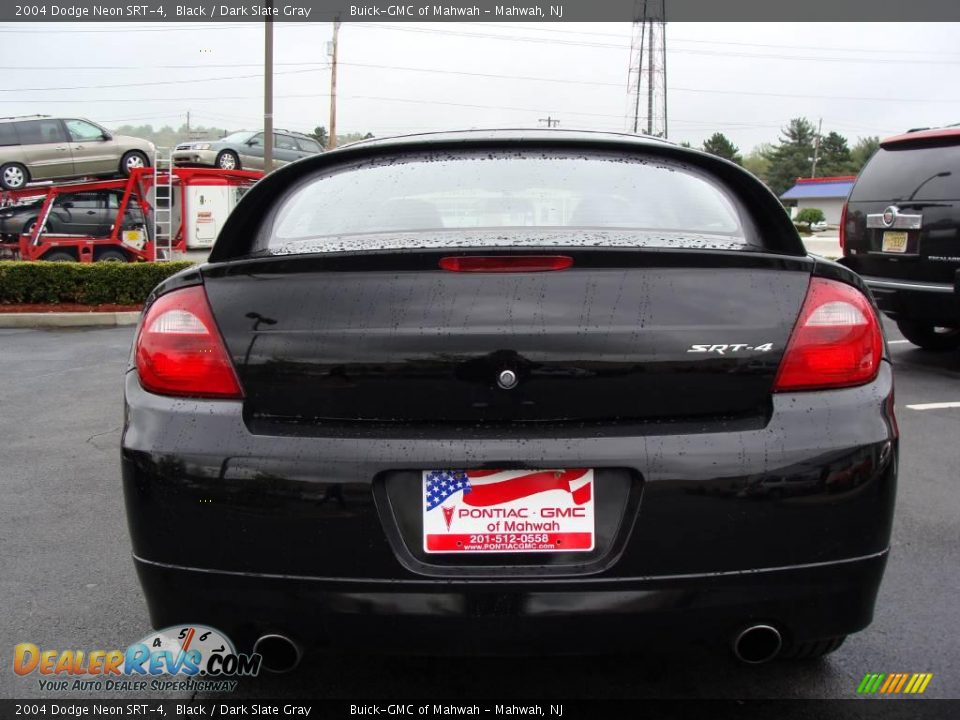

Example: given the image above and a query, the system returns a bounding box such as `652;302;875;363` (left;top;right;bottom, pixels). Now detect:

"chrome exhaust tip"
253;634;302;673
732;624;782;664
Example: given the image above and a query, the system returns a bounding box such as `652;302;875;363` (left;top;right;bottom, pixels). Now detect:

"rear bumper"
133;551;888;654
121;362;897;652
862;274;960;323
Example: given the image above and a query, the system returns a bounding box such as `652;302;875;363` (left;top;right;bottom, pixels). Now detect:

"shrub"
796;208;826;229
0;261;195;305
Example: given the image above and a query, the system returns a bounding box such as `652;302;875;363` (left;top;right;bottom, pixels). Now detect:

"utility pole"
811;117;823;178
538;116;560;128
263;0;274;172
328;17;341;150
186;111;190;136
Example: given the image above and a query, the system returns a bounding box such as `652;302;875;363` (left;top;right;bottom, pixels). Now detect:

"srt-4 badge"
687;343;774;355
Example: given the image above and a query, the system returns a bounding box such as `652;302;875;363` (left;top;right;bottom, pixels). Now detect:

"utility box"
183;179;245;249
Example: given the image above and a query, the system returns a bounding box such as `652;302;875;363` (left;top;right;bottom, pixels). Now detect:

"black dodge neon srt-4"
122;130;897;669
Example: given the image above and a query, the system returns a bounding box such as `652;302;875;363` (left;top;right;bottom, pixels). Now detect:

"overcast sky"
3;21;959;152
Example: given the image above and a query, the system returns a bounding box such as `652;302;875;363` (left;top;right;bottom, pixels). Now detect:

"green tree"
701;132;742;164
111;123;228;148
678;140;693;149
850;136;881;173
310;126;329;148
796;207;825;230
764;117;818;197
743;143;774;184
336;131;375;146
817;131;854;176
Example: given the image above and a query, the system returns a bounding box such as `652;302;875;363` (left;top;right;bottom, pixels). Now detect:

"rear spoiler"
210;136;806;262
881;127;960;149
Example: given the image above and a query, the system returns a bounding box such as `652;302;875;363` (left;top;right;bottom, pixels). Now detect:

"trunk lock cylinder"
497;369;519;390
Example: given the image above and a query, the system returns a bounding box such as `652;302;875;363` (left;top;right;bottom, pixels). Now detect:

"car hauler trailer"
0;166;261;262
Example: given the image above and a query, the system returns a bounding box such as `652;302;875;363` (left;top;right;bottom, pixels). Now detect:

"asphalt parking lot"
1;319;958;701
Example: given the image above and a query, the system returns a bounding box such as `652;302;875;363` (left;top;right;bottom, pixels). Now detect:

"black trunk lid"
202;247;812;426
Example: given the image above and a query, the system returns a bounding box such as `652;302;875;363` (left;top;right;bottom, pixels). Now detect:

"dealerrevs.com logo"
13;625;260;693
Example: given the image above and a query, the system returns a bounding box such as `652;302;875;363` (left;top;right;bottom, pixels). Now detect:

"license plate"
881;231;908;253
422;469;595;553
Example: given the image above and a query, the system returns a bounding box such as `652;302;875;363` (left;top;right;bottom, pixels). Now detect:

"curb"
0;311;141;329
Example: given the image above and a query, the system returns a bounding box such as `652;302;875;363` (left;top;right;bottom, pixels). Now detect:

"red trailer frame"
0;167;262;262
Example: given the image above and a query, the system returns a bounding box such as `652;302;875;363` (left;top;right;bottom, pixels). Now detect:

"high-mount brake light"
773;277;883;392
134;285;242;399
439;256;573;273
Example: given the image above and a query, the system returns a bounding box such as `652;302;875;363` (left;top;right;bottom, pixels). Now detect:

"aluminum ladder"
151;148;174;261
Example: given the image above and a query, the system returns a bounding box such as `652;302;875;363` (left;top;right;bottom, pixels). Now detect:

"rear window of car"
851;144;960;202
268;151;748;253
14;119;67;145
296;137;322;153
0;123;18;147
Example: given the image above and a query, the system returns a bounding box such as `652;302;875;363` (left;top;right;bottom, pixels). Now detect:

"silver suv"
0;115;156;190
172;130;323;171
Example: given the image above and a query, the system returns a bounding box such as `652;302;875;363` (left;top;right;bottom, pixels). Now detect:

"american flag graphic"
425;470;473;511
425;469;591;512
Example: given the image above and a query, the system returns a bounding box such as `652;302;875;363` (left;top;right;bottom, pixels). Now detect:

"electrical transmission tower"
626;0;668;138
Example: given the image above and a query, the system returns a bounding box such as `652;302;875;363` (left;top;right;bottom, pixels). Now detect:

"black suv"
841;127;960;350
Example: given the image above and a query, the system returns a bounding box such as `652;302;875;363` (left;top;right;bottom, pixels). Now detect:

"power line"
349;23;960;66
4;22;958;68
4;87;884;133
0;67;327;93
463;21;960;57
7;58;959;106
8;62;326;70
339;62;960;103
667;85;960;104
668;46;960;65
4;20;958;62
668;35;960;57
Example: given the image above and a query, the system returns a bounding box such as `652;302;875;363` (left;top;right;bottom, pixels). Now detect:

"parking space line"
906;402;960;410
888;340;910;344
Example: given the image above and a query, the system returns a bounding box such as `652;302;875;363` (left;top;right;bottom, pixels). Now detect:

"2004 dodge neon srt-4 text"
122;130;897;668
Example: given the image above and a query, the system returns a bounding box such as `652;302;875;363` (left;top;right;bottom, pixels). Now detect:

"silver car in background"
172;130;323;171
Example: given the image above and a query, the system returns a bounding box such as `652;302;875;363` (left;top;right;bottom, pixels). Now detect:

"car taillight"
773;277;883;392
134;285;242;399
439;255;573;272
839;201;848;254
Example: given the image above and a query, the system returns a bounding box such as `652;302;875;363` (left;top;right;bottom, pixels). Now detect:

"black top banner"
4;0;960;23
